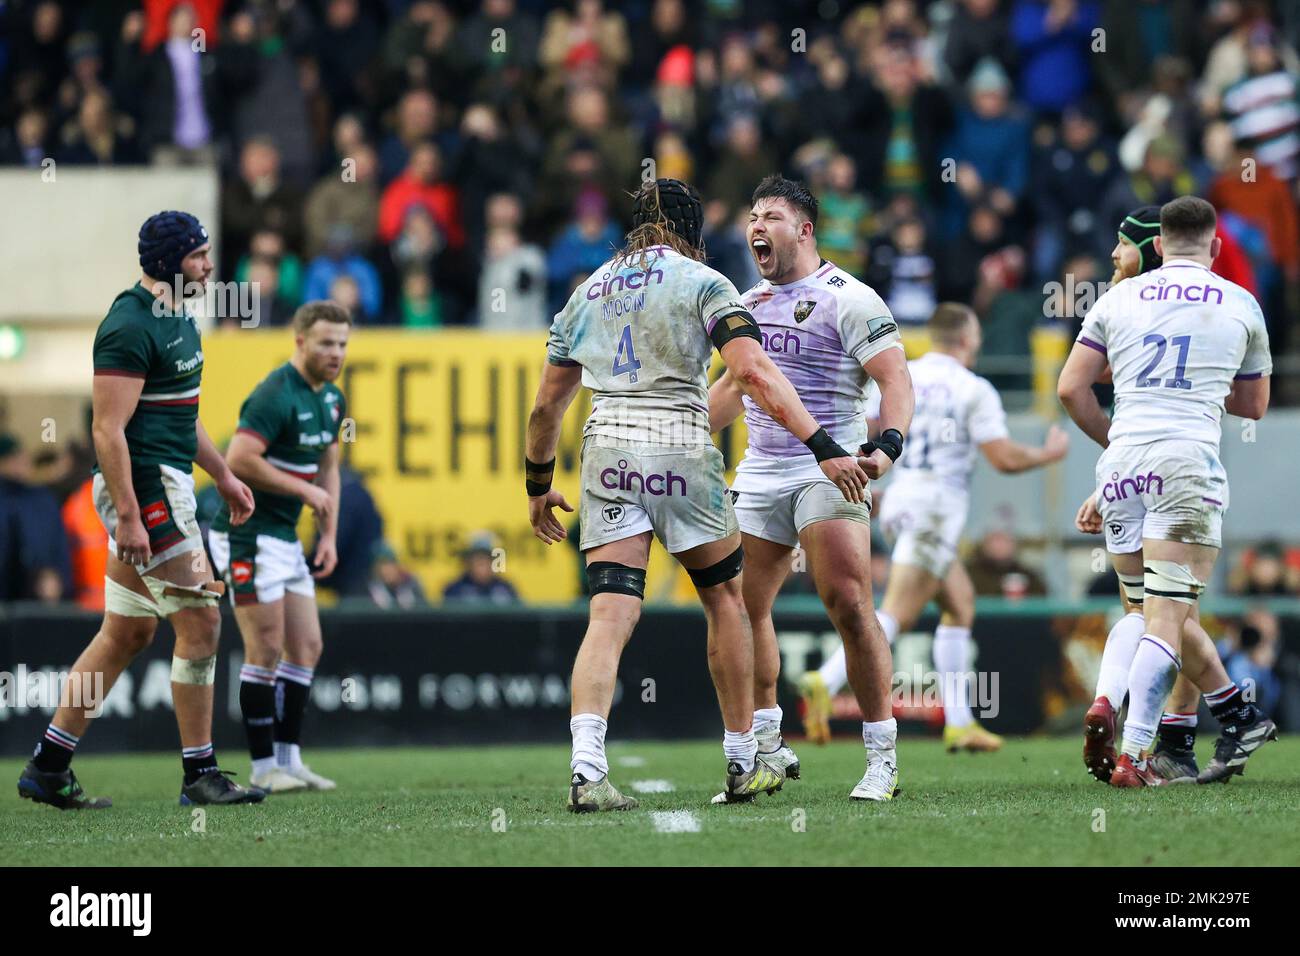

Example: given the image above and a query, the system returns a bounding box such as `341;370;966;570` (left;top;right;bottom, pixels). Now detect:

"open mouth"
752;237;772;267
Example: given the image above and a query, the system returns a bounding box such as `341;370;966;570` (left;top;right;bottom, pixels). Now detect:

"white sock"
753;706;783;742
1096;611;1144;710
862;717;897;753
252;755;277;777
274;742;302;769
724;727;758;772
818;610;899;696
1120;635;1181;758
933;625;974;729
570;713;609;781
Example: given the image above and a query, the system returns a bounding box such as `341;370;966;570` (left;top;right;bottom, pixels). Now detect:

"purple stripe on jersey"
815;262;835;278
1078;336;1106;355
1202;497;1223;506
1234;371;1264;380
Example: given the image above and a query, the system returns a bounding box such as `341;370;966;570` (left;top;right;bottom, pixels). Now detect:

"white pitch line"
630;779;675;793
616;755;646;767
651;810;700;833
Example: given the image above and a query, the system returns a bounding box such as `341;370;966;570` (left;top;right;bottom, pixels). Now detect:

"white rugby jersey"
876;351;1010;492
739;260;903;461
546;246;747;446
1077;258;1272;451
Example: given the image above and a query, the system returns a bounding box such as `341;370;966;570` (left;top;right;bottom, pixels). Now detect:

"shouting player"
18;211;262;808
208;302;349;793
1072;206;1258;784
1058;196;1277;787
709;175;914;801
802;302;1069;754
525;178;870;810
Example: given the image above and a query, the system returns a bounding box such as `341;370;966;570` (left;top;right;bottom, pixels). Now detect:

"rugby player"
18;211;263;808
1058;196;1277;787
801;302;1068;756
525;178;870;810
208;301;349;793
1072;206;1271;784
709;176;914;801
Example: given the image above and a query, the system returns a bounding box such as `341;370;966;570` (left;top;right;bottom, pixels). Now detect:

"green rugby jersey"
212;362;346;542
92;283;204;472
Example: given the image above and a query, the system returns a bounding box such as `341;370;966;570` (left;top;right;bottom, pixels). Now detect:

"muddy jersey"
546;245;748;447
1078;258;1271;453
739;260;902;462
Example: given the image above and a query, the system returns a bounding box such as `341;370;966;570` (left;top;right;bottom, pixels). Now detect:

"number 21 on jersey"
613;324;641;383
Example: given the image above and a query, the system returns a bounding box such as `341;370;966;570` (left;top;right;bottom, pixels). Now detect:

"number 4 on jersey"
613;324;641;383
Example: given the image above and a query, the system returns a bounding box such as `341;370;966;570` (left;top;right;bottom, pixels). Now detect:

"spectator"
478;194;548;330
304;141;382;259
945;0;1016;89
56;88;141;165
378;140;465;249
304;224;383;320
234;228;305;308
1228;541;1300;595
545;189;621;313
815;153;872;278
442;533;520;604
312;464;384;597
0;108;51;166
866;215;939;326
1222;610;1283;716
397;270;444;328
0;434;71;603
1031;101;1118;279
1009;0;1100;113
314;0;381;115
61;477;106;611
945;57;1030;235
967;529;1048;598
378;89;451;186
1221;23;1300;186
223;137;306;273
242;255;299;329
538;0;630;96
369;542;428;609
705;114;775;218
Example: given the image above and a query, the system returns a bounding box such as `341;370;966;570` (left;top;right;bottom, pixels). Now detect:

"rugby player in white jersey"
1072;206;1257;785
525;179;870;810
708;176;914;801
1058;196;1277;787
803;303;1069;754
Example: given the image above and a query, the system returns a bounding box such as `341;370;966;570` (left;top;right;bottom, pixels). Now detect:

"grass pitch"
3;737;1297;866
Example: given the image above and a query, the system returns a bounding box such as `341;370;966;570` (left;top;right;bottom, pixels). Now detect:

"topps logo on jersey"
793;300;817;323
141;500;168;529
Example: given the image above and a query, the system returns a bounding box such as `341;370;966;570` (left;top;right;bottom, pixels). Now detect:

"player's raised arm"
860;346;912;479
718;333;869;503
91;372;149;565
981;425;1070;473
1057;340;1112;448
524;360;583;543
708;370;745;434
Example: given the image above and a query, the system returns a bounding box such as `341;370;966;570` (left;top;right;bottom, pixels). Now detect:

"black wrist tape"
803;426;849;463
525;456;555;497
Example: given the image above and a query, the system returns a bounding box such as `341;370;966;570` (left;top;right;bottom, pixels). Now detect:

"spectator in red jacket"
378;140;465;249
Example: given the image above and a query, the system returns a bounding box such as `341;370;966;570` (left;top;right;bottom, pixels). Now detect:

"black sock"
1208;688;1254;726
274;671;311;752
182;744;219;785
240;678;276;762
1156;722;1196;754
33;738;75;774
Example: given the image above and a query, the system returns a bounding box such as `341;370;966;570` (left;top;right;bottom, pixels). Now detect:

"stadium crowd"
1;0;1298;353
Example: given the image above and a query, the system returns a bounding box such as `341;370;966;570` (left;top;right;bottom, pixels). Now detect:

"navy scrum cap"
633;178;703;249
138;211;209;280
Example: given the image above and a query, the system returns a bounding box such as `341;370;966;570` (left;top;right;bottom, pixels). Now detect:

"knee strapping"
686;545;743;588
1144;561;1205;605
587;562;646;599
171;654;217;685
1118;573;1145;606
104;576;162;618
142;576;225;616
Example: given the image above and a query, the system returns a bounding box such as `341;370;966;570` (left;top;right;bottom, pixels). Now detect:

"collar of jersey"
129;281;183;319
1158;258;1211;272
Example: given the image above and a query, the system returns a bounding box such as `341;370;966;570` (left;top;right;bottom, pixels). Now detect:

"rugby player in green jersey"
18;211;262;809
209;301;348;793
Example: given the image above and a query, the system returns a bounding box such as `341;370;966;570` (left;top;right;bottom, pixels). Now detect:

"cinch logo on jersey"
49;886;151;936
1139;278;1224;304
585;266;666;301
761;329;801;354
1101;470;1165;502
600;459;687;496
